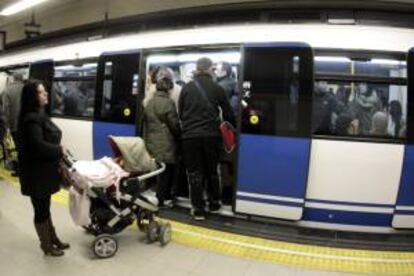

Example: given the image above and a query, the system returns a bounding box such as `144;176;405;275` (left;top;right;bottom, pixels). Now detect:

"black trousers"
182;137;222;211
30;196;51;223
156;163;176;204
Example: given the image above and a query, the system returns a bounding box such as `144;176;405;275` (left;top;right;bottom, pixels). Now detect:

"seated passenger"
370;111;388;136
354;84;382;135
334;113;354;136
63;82;85;116
144;69;181;207
387;100;405;138
312;81;338;134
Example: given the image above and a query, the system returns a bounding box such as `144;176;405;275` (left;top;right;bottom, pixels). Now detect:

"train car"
1;24;414;233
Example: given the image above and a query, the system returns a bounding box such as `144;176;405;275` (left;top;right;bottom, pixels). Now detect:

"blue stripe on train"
237;134;311;198
236;195;303;208
302;207;392;227
92;121;136;159
395;145;414;206
395;210;414;215
306;198;394;209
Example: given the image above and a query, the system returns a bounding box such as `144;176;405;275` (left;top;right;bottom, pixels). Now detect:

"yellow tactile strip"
1;168;414;275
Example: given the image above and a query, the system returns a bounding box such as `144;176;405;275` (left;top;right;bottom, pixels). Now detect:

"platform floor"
0;179;365;276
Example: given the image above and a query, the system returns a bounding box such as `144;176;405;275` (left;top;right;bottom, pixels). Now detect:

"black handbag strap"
194;80;213;109
194;80;220;121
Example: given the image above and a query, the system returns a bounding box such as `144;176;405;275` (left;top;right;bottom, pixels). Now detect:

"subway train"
0;24;414;233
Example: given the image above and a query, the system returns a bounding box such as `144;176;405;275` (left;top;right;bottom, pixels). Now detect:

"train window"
7;67;29;80
96;53;140;124
241;47;312;137
51;63;97;118
312;81;407;139
315;57;406;78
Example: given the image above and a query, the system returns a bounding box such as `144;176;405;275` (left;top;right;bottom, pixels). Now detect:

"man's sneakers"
208;203;221;214
191;209;205;221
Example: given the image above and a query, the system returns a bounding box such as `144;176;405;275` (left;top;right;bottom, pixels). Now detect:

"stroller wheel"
92;234;118;259
146;221;159;243
159;223;172;246
137;210;153;232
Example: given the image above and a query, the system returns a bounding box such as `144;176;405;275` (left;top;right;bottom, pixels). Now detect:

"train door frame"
93;50;141;159
234;42;314;220
392;47;414;228
139;44;242;203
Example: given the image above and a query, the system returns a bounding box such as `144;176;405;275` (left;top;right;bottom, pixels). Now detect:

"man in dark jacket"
179;57;236;220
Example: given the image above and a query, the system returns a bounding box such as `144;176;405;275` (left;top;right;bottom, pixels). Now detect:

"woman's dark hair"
389;100;402;137
150;66;160;84
155;66;174;92
220;62;233;78
18;80;43;127
335;112;353;136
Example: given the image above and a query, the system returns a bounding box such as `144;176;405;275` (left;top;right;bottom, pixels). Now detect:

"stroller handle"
135;162;166;182
61;149;76;168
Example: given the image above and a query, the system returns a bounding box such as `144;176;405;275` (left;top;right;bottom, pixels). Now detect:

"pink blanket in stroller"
69;157;129;226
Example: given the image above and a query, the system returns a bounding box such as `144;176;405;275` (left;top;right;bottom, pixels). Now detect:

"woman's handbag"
220;121;236;153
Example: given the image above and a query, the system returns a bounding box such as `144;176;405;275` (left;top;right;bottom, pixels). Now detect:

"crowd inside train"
313;81;406;138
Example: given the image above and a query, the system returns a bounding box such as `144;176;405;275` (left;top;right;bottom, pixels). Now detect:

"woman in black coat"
17;81;69;257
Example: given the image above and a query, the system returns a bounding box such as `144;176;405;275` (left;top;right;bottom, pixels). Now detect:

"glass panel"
54;63;97;78
98;55;139;124
314;56;351;75
7;67;29;80
315;56;406;78
241;48;301;136
51;80;96;117
354;59;406;78
104;62;112;75
313;81;407;139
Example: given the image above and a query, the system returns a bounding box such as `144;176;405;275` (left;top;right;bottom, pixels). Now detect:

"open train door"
393;48;414;228
235;43;313;220
29;60;54;112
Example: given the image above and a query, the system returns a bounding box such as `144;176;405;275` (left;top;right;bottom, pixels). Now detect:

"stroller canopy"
109;136;157;173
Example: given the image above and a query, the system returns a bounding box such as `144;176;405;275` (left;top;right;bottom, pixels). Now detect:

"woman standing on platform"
17;80;69;257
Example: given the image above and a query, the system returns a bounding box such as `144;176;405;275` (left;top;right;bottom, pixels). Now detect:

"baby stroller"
61;136;172;259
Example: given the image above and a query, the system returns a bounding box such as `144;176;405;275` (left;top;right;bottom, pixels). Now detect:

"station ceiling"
1;0;414;47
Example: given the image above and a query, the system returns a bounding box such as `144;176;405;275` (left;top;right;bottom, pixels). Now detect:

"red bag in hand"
220;121;236;153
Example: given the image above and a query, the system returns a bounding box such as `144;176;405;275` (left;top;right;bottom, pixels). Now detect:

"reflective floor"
0;180;361;276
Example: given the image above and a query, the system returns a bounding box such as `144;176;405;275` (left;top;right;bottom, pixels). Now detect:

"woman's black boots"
47;217;70;250
34;222;64;257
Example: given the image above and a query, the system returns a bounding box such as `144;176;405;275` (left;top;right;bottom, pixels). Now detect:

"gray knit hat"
196;57;213;73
